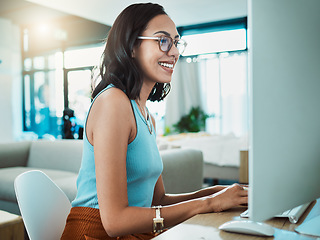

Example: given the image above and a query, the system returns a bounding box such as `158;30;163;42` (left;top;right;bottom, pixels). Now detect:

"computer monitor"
247;0;320;234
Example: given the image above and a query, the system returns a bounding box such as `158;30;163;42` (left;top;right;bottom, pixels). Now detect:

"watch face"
153;206;164;233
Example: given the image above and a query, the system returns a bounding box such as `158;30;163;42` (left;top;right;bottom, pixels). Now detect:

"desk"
0;210;24;240
153;200;320;240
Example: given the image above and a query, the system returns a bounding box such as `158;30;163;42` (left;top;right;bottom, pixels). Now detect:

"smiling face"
133;14;180;86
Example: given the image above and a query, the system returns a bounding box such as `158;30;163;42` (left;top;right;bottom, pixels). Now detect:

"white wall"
0;18;23;143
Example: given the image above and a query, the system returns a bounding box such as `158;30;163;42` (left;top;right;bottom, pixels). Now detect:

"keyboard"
240;202;311;224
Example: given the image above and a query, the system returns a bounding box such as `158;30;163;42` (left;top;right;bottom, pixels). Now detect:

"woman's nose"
167;44;180;58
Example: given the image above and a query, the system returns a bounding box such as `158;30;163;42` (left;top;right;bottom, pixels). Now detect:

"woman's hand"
205;185;227;194
204;184;248;213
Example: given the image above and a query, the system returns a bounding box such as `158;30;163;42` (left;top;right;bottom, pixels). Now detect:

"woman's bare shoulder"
92;87;132;113
87;87;134;142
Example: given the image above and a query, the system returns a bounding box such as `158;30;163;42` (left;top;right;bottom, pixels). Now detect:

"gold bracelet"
152;206;164;233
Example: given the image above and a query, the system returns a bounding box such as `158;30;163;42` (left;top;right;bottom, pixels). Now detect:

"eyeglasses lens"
176;41;185;55
159;37;172;52
159;36;186;55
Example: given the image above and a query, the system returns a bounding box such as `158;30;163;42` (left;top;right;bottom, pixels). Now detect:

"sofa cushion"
0;167;77;204
0;141;31;168
27;140;83;173
161;148;203;194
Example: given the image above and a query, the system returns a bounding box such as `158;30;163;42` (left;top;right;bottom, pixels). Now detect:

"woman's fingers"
239;196;248;205
239;189;248;197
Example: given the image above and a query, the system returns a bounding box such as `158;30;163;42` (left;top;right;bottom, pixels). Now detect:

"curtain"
164;58;205;129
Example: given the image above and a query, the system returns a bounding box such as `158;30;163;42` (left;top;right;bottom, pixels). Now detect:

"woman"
61;3;248;240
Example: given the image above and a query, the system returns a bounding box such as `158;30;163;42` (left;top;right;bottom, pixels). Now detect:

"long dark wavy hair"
92;3;171;101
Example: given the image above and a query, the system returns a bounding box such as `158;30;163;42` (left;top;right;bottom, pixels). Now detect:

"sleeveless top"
72;85;163;208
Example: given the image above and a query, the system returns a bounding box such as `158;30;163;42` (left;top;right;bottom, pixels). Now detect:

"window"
64;46;103;69
147;100;166;136
67;70;92;126
23;53;65;138
182;29;247;56
167;18;248;137
22;41;104;139
200;52;248;136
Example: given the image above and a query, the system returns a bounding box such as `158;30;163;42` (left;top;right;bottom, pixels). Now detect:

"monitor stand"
295;215;320;237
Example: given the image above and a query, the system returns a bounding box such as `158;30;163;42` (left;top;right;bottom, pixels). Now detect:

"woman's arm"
152;175;228;206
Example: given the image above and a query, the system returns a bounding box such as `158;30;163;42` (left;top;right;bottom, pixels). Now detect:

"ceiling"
1;0;247;27
0;0;69;25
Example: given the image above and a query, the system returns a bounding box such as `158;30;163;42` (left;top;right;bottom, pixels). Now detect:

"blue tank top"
72;85;163;208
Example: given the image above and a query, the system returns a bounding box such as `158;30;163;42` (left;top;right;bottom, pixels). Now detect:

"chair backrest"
14;170;71;240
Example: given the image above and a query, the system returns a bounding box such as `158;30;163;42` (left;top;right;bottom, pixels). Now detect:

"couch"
0;140;203;215
158;132;248;181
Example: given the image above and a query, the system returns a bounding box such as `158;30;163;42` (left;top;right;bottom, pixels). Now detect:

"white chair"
14;170;71;240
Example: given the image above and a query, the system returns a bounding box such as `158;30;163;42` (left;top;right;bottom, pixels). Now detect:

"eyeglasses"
137;35;187;55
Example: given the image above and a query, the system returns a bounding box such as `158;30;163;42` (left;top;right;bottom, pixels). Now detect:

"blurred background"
0;0;248;141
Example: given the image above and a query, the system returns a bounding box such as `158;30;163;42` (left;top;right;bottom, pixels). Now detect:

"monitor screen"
248;0;320;223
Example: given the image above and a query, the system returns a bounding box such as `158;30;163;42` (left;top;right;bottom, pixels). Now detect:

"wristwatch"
152;206;164;233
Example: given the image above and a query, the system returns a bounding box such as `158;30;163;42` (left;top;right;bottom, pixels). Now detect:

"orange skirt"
61;207;157;240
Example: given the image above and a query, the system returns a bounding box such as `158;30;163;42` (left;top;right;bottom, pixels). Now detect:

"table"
153;199;320;240
0;210;24;240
